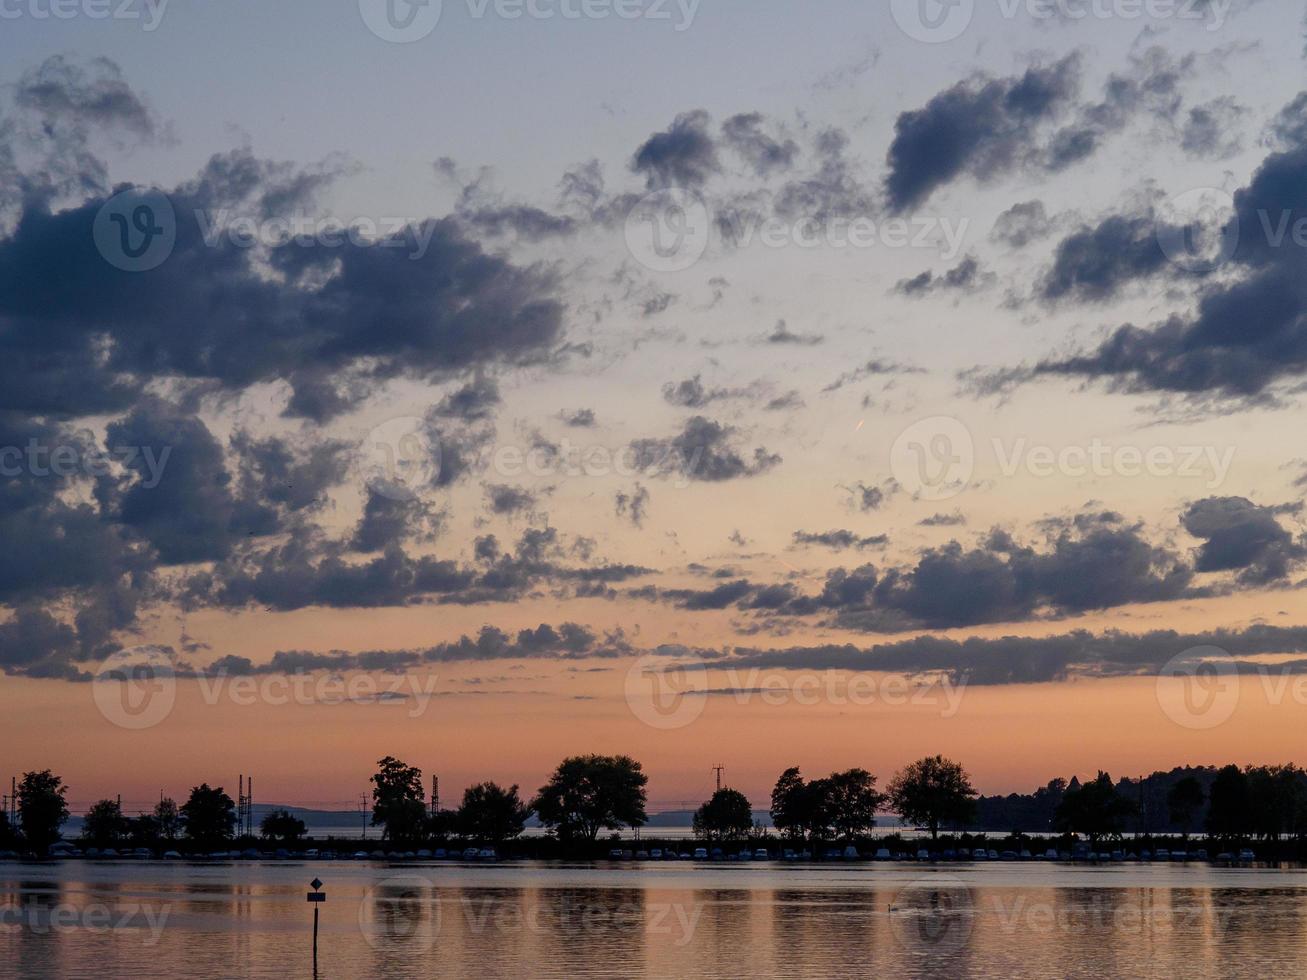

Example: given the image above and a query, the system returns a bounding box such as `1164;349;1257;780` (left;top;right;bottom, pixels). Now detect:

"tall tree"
456;782;530;844
1206;765;1249;840
154;798;182;841
693;789;754;842
1167;776;1206;837
260;810;308;844
768;767;834;845
887;756;978;840
826;769;884;841
82;798;129;848
371;756;427;845
532;755;648;843
1053;772;1137;846
180;784;237;847
17;770;69;855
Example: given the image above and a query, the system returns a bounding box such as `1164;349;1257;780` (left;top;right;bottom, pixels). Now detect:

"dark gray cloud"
485;483;543;517
15;55;157;139
792;530;889;551
724;623;1307;687
350;489;442;552
0;152;564;421
615;484;650;528
763;319;823;346
632;110;720;190
919;512;967;527
885;55;1081;211
895;255;992;297
661;374;763;408
203;622;633;676
1037;212;1174;303
990;200;1053;248
1022;100;1307;398
630;416;781;482
1181;496;1305;586
1182;96;1244;159
721;112;799;177
559;408;596;428
432;374;501;422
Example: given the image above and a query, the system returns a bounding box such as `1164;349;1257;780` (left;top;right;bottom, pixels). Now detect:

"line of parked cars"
603;844;1264;864
30;843;501;861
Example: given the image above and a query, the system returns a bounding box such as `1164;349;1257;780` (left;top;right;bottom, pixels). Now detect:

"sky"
3;0;1307;816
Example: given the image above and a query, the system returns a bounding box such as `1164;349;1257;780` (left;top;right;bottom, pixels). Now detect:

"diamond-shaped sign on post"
311;878;323;891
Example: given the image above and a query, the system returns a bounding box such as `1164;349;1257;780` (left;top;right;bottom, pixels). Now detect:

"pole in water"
307;877;326;971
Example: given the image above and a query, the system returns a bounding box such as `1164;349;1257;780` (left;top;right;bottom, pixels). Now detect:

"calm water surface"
3;860;1306;979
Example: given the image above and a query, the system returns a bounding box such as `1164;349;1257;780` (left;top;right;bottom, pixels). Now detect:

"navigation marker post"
307;877;326;970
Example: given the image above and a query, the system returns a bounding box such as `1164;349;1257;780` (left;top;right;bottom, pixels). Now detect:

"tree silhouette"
1167;776;1205;839
371;756;427;845
532;755;647;843
827;769;884;840
1053;772;1136;846
887;756;977;840
82;798;129;848
180;784;237;847
693;788;753;842
154;798;182;841
260;809;308;844
17;770;68;855
457;782;530;844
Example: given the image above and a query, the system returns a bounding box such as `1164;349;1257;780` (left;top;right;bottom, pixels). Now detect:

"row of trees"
11;759;1304;854
370;754;648;846
368;754;980;848
1049;765;1307;846
0;772;309;854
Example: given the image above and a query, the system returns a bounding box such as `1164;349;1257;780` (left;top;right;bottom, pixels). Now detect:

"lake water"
3;859;1306;978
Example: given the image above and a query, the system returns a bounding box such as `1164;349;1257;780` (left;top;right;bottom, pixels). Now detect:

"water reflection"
4;863;1307;979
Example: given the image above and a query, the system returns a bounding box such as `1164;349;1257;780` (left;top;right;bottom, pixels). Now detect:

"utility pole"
358;794;369;839
712;764;725;794
431;776;439;818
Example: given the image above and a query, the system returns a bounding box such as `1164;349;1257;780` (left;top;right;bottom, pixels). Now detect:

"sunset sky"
4;0;1307;816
